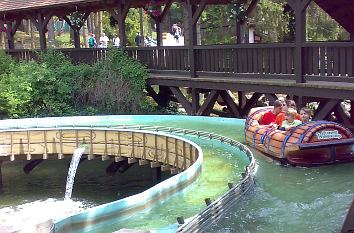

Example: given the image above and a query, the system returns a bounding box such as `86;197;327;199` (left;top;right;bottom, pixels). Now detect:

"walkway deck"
149;73;354;100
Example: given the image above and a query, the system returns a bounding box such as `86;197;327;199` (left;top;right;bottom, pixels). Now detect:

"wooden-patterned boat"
245;107;354;166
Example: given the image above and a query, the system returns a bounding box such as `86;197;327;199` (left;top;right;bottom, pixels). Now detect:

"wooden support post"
220;90;241;117
242;92;262;115
191;88;200;115
293;95;304;110
287;0;311;83
170;87;193;114
352;34;354;78
62;13;90;48
107;1;131;47
350;100;354;125
186;0;206;78
238;91;246;109
5;19;21;50
313;99;339;120
197;90;219;116
155;18;162;46
28;12;53;50
151;0;172;46
0;161;2;188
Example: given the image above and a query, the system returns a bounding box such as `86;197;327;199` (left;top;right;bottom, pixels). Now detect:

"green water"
83;138;249;232
0;116;249;231
1;115;352;232
208;152;354;233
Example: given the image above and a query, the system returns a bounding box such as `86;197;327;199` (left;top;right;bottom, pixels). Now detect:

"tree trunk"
0;32;5;49
30;21;35;49
70;28;74;45
139;8;144;44
87;14;93;33
47;17;56;47
196;20;201;45
82;20;88;48
181;2;190;45
57;19;64;36
26;19;31;35
94;12;102;39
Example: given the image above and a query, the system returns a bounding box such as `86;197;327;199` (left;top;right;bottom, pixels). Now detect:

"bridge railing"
5;42;354;82
194;43;295;79
302;42;354;82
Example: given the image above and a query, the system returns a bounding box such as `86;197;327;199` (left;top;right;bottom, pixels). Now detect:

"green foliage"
107;9;153;46
76;49;149;114
0;50;14;74
306;2;349;41
252;0;290;42
228;1;247;21
201;5;236;44
0;49;153;118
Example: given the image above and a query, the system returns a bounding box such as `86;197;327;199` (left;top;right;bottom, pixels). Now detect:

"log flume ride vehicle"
245;107;354;166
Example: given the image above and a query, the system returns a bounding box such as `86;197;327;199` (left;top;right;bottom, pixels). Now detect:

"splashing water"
64;147;86;200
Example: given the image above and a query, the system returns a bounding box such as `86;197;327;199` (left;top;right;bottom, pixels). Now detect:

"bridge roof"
314;0;354;34
0;0;231;20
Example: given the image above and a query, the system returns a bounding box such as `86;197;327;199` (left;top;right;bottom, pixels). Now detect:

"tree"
306;2;349;41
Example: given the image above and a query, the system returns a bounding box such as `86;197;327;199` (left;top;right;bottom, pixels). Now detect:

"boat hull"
245;107;354;166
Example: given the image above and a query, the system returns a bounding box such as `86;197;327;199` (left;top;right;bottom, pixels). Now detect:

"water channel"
0;115;353;232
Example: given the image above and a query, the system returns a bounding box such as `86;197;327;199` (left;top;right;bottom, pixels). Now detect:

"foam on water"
0;198;86;231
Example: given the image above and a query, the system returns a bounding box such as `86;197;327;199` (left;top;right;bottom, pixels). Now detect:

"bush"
0;49;154;118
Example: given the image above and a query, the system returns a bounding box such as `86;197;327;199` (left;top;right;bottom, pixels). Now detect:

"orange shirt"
275;112;301;126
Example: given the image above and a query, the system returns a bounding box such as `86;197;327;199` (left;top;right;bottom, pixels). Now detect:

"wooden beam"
107;1;131;47
244;0;260;22
197;90;219;116
28;12;53;49
219;90;241;117
242;93;262;116
158;0;172;21
333;103;352;126
146;85;161;104
192;0;207;25
287;0;310;83
169;87;193;114
238;91;246;108
313;99;340;120
5;19;21;49
265;94;278;105
187;0;197;78
191;88;200;114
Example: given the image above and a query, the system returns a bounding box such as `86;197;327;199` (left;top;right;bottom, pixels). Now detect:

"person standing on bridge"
113;34;120;48
99;33;109;48
88;33;96;48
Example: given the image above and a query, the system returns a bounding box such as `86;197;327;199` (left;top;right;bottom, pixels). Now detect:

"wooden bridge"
7;42;354;131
